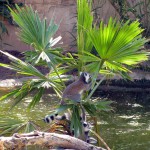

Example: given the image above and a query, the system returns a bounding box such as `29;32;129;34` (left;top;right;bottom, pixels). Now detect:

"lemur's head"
80;72;91;84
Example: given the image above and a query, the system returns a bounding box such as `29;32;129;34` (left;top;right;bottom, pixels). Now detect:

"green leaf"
0;116;40;136
8;4;64;69
28;87;44;109
86;18;149;73
70;105;82;137
0;50;65;108
95;100;112;112
0;50;47;79
0;116;23;135
83;102;97;116
0;89;20;101
24;121;39;133
55;104;73;114
77;0;93;71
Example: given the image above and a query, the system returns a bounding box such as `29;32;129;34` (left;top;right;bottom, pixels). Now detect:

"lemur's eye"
83;122;88;127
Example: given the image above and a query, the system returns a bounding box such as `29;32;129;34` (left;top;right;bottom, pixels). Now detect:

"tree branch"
0;131;106;150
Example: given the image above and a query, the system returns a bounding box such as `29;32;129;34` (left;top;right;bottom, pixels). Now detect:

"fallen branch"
0;131;106;150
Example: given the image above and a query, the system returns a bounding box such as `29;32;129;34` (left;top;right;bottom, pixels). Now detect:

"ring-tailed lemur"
62;72;92;121
61;72;92;105
44;72;94;142
43;113;96;144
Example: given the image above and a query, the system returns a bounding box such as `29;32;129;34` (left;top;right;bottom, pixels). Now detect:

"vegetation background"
0;0;149;149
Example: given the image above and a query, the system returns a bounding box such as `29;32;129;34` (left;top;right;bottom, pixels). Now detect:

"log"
0;131;106;150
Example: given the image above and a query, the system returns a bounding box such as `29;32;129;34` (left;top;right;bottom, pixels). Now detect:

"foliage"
0;0;23;41
0;0;149;144
0;115;40;135
0;101;112;137
80;18;149;76
77;0;93;71
110;0;150;37
9;5;77;89
79;17;149;100
77;1;149;142
9;5;62;66
0;5;76;108
0;5;76;109
0;50;71;109
83;100;112;116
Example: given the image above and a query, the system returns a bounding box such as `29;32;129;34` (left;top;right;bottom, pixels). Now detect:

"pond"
0;90;149;150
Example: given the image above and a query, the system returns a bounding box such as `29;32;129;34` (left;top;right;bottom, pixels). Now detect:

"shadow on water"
0;90;150;150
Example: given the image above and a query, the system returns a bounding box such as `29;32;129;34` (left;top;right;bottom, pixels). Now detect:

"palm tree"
76;0;149;146
79;18;149;99
0;1;149;147
0;5;74;108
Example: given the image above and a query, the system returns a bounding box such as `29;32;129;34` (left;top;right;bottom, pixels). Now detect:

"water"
0;90;149;150
99;103;150;150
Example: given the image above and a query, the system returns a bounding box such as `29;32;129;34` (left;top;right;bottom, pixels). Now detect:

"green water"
99;104;150;150
0;90;149;150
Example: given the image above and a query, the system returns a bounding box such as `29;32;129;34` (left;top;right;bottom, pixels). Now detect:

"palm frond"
83;100;112;117
86;18;149;72
0;116;23;135
70;105;82;137
24;121;40;133
9;5;59;50
95;100;113;112
9;4;64;70
0;116;40;135
28;87;44;109
0;51;66;108
0;50;47;79
55;104;73;114
77;0;93;71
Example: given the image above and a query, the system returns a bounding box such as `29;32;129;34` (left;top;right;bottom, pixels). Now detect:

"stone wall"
1;0;118;52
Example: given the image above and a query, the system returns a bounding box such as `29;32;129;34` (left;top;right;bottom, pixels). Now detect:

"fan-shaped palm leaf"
0;116;40;135
8;5;66;87
9;5;59;52
79;18;149;102
81;18;149;73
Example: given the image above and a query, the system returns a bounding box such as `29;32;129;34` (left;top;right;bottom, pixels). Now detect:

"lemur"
61;72;91;120
44;72;93;142
43;113;96;144
61;72;92;105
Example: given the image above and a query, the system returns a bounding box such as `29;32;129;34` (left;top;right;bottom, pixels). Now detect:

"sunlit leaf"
77;0;93;71
86;18;149;73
